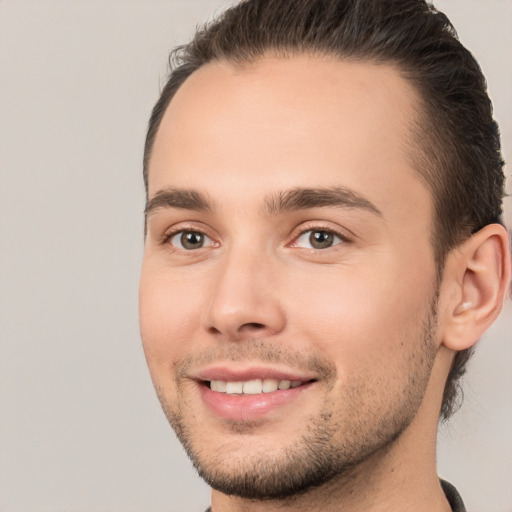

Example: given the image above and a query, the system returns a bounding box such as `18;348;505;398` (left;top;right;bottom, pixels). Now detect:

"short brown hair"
143;0;506;420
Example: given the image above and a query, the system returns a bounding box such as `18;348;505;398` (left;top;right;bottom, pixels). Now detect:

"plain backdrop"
0;1;510;511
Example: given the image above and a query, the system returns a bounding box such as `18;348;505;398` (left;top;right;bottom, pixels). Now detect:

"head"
139;0;510;502
143;0;506;421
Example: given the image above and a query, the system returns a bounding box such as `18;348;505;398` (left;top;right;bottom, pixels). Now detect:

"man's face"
140;56;441;498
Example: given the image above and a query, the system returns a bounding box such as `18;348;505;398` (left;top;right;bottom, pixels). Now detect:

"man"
139;1;511;510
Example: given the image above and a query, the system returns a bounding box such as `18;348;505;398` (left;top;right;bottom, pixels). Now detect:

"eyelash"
161;225;216;247
290;224;351;249
161;224;352;251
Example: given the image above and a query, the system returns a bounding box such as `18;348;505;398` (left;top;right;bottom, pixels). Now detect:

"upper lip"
192;365;318;383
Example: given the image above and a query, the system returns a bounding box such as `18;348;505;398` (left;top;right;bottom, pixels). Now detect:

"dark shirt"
203;480;466;512
441;479;467;512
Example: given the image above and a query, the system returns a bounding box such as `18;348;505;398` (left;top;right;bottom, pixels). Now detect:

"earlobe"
441;223;511;352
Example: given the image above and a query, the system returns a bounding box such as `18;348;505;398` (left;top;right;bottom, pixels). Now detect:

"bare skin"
139;56;510;512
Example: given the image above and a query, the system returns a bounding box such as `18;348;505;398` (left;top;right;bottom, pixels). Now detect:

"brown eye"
294;229;344;249
309;230;335;249
170;230;211;250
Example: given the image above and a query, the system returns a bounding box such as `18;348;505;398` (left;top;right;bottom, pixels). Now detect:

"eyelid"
161;223;219;248
158;221;353;251
171;231;215;250
288;222;353;248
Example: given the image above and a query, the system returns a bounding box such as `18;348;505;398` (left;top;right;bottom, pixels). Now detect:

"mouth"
207;378;313;394
194;368;318;421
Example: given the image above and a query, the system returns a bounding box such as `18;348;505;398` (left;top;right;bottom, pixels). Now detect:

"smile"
209;379;306;394
197;376;316;421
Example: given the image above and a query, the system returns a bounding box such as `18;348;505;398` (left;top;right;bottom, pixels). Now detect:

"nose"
201;246;286;341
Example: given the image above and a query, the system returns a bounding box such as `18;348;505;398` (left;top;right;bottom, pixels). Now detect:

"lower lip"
198;382;314;421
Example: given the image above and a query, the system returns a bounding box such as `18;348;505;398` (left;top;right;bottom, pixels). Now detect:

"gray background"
0;1;510;511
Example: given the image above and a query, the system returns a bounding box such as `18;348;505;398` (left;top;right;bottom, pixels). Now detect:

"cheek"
139;266;202;368
288;267;436;417
287;262;433;366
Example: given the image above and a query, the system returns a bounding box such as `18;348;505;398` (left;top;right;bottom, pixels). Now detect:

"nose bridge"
202;238;285;340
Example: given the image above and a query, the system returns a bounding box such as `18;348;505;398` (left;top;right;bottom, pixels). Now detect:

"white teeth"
210;380;226;392
225;381;243;394
210;379;305;394
278;380;291;390
262;379;279;393
243;379;262;394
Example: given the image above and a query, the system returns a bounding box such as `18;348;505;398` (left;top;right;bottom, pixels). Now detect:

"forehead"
148;55;430;221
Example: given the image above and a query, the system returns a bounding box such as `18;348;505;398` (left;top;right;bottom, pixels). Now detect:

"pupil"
181;231;204;249
310;230;333;249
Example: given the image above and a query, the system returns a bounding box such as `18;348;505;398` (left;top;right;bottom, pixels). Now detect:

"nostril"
242;322;265;330
206;322;266;338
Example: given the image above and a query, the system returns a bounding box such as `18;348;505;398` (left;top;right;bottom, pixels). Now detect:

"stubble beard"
155;301;440;501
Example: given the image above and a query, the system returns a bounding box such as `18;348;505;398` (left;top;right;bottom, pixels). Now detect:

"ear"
440;224;511;351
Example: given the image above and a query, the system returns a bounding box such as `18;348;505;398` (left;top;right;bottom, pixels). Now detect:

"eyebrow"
264;187;382;216
145;188;213;216
145;185;382;218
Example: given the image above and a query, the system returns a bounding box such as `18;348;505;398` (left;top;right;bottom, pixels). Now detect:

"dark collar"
204;480;467;512
441;479;467;512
